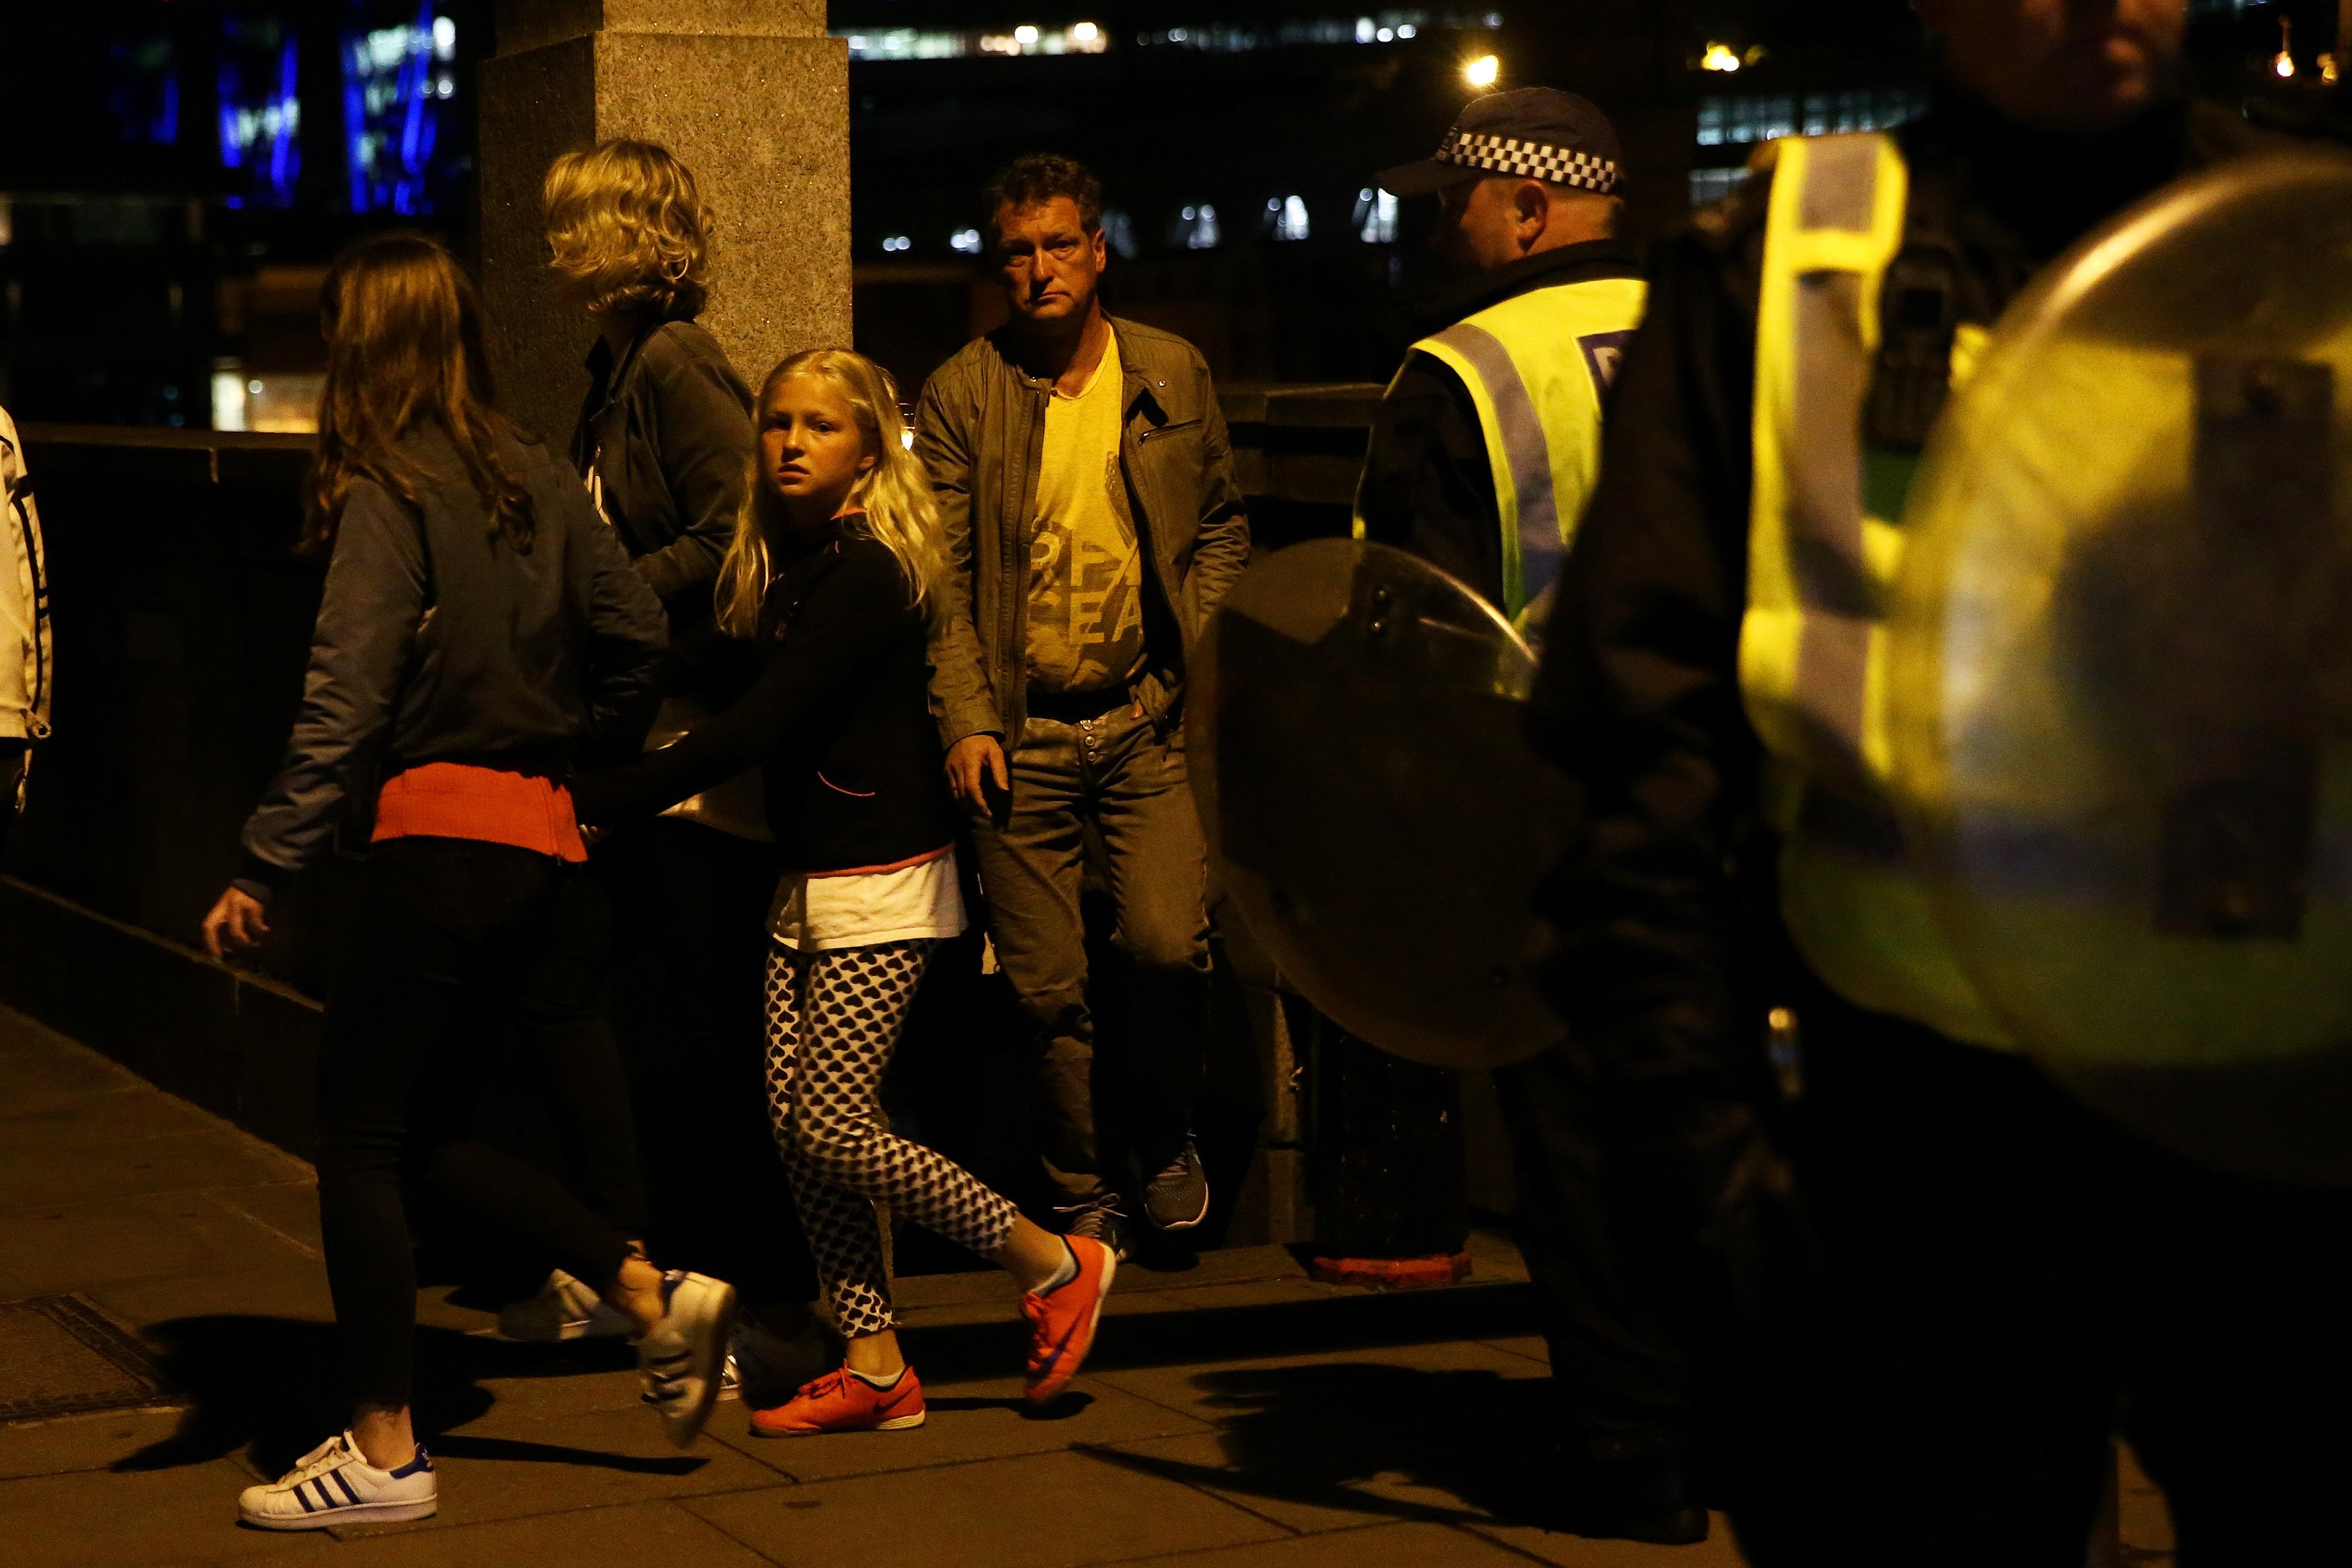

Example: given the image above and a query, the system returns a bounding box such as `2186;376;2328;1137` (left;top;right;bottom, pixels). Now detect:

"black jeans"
317;838;648;1410
1740;979;2352;1567
598;818;817;1307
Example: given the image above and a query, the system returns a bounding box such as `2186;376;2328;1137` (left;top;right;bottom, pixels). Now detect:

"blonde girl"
570;349;1116;1434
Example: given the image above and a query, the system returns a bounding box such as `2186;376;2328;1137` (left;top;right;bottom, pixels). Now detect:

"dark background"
3;0;2336;427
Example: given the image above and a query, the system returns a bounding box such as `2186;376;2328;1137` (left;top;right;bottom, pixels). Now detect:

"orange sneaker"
747;1366;926;1436
1022;1236;1116;1404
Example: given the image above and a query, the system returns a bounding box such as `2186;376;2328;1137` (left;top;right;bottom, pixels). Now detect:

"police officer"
1356;87;1645;638
1535;1;2352;1563
1357;91;1701;1547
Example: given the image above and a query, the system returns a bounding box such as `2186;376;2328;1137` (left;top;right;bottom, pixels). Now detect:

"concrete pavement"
0;1004;2175;1567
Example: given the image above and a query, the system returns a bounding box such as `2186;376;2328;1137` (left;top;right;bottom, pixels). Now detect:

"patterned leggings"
763;938;1021;1337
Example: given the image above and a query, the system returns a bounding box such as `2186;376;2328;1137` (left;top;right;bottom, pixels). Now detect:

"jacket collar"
1413;238;1640;334
987;312;1171;425
581;301;704;417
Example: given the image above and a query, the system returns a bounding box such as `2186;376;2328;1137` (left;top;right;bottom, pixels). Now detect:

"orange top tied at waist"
372;763;589;863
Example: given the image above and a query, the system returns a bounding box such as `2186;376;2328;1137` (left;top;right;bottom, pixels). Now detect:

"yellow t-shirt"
1025;326;1146;695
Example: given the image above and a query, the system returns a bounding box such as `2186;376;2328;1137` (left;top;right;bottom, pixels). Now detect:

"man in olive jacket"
917;154;1251;1246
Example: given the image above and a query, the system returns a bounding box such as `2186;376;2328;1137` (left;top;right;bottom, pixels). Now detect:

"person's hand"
944;734;1009;824
202;886;269;960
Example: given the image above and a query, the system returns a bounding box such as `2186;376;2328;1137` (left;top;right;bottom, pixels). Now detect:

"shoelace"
1150;1153;1195;1186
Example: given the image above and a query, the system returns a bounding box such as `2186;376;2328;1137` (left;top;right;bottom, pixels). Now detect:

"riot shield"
1189;538;1571;1069
1887;152;2352;1183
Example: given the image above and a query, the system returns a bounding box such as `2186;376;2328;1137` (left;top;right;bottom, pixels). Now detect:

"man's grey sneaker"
237;1432;435;1530
722;1317;841;1409
499;1268;634;1343
638;1270;736;1447
1142;1140;1210;1231
1058;1197;1134;1261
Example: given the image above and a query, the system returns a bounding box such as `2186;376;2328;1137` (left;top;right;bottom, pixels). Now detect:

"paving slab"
687;1447;1289;1568
0;1187;320;1301
331;1403;782;1536
0;1405;188;1480
0;1455;321;1568
705;1368;1209;1484
328;1497;774;1568
1467;1518;1751;1566
1107;1520;1539;1567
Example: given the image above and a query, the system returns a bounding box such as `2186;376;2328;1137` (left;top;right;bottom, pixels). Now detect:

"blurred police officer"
1535;1;2350;1563
1356;91;1699;1547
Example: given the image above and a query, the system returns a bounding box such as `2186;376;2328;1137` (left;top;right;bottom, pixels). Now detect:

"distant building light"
2275;48;2296;77
1356;17;1376;43
1102;208;1140;259
882;234;912;253
2323;52;2341;84
1701;42;1741;73
1464;53;1499;88
1269;194;1310;241
212;367;249;431
1356;187;1398;243
1175;203;1221;249
950;226;983;255
1397;24;1417;38
845;21;1108;58
1699;88;1926;148
431;15;456;61
1689;167;1749;208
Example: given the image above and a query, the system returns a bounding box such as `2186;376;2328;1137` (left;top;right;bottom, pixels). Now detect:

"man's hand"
943;734;1009;824
202;886;270;960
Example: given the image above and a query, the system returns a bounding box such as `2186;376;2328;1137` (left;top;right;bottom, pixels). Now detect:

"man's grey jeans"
968;699;1212;1208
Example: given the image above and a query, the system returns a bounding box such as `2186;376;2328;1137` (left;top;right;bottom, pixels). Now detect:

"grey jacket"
237;423;667;897
569;314;755;613
915;316;1253;749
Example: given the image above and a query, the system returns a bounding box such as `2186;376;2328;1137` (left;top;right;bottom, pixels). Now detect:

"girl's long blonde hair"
714;349;947;637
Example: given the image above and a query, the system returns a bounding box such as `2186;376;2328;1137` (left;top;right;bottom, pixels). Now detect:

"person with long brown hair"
199;231;733;1530
569;349;1116;1435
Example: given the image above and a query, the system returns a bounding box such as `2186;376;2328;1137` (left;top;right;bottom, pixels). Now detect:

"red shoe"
747;1366;926;1436
1022;1237;1116;1403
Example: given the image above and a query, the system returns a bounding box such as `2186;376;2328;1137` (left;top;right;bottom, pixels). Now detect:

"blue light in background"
344;1;453;215
216;16;302;207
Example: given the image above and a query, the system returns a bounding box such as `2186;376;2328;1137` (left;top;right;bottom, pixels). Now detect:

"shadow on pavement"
903;1280;1538;1383
112;1315;651;1478
1083;1361;1552;1526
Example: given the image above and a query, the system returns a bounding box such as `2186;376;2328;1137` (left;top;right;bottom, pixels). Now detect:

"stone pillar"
479;1;851;446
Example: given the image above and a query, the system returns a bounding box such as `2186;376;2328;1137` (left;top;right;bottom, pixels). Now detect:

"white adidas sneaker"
638;1270;736;1447
237;1432;436;1530
499;1268;634;1343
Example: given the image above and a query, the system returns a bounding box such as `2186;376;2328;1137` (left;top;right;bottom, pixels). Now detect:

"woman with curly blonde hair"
526;140;830;1398
571;349;1117;1434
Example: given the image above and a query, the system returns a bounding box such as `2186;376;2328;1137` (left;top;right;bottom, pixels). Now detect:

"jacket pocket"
1138;419;1203;445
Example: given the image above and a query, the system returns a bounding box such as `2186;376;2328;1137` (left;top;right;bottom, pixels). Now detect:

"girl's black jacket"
567;524;958;875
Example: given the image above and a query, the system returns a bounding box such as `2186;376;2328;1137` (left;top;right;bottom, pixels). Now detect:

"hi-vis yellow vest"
1357;275;1648;631
1744;132;2011;1050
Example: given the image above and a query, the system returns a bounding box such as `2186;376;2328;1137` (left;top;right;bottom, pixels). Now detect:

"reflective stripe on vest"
1359;276;1647;630
1742;132;2014;1049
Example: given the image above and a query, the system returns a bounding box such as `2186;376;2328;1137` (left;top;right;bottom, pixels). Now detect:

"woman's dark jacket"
236;423;669;899
569;528;958;875
570;312;755;613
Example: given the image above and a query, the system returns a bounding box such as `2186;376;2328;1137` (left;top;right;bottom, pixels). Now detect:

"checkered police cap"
1435;129;1622;193
1376;87;1626;198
